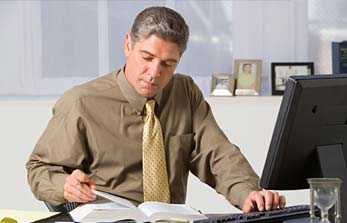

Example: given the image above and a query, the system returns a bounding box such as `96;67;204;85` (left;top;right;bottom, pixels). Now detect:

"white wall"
0;0;309;97
232;0;308;95
0;97;309;212
0;100;52;210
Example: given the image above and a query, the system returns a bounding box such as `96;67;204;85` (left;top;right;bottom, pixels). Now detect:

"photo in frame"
210;74;235;96
234;59;262;96
271;62;314;95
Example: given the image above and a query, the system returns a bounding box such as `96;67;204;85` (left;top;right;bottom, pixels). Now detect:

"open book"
69;190;208;222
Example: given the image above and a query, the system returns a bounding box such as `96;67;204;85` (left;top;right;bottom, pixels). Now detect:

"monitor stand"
317;144;347;223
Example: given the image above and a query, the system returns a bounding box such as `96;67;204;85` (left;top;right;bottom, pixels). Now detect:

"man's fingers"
65;183;95;203
272;191;280;209
90;184;96;190
242;198;255;213
70;170;96;197
246;191;265;212
243;191;265;213
64;189;89;203
75;183;95;200
254;192;265;211
80;183;96;200
263;190;274;211
68;175;82;187
72;169;92;183
243;190;286;213
67;180;95;200
64;170;96;202
279;195;286;208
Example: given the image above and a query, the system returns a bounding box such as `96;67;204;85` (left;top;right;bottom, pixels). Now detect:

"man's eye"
162;62;175;68
143;57;152;61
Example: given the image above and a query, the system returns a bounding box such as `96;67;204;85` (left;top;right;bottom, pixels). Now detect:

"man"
26;6;285;213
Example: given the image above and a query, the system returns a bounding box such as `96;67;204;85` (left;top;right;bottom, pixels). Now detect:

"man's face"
124;34;181;98
243;64;252;74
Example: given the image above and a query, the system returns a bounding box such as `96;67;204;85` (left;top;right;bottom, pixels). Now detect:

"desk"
1;211;320;223
284;217;319;223
0;210;70;223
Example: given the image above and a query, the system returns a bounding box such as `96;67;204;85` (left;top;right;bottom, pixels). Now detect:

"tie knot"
145;100;156;115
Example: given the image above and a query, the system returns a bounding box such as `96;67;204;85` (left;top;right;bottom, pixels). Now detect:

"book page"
92;190;136;208
70;201;147;222
70;191;144;222
138;202;207;222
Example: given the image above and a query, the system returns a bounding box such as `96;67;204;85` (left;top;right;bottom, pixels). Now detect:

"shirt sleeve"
188;79;261;209
26;94;89;205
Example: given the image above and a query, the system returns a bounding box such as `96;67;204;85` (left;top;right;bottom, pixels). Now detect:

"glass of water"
307;178;342;223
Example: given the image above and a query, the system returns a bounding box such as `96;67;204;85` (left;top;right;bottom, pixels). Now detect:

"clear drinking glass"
307;178;342;223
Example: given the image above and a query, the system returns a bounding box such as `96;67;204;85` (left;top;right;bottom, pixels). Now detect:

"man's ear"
124;33;132;58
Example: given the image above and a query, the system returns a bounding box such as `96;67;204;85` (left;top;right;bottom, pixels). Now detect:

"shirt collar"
116;66;162;113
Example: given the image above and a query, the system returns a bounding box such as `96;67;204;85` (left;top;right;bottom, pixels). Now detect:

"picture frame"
234;59;262;96
271;62;314;95
210;74;235;96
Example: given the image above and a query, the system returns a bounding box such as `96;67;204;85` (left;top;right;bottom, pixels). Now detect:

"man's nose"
149;61;162;77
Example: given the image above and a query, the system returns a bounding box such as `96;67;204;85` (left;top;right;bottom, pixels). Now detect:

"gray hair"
130;6;190;54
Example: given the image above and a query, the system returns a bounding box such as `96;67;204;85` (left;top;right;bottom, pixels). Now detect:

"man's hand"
242;189;286;213
64;169;97;203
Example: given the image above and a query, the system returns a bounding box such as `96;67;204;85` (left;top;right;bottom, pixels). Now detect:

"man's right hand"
64;169;97;203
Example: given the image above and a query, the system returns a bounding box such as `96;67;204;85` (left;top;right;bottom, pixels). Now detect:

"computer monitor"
260;74;347;221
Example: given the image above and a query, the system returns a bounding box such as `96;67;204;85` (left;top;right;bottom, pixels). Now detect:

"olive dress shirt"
26;68;260;208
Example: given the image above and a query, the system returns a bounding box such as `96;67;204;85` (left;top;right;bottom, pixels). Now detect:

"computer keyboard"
196;205;315;223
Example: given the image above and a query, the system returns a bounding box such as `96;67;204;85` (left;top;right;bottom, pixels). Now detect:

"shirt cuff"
47;173;68;206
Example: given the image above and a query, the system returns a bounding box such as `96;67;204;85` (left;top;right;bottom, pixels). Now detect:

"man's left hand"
242;189;286;213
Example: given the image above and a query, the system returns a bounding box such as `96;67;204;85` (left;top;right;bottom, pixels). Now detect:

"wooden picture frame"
210;74;235;96
234;59;262;96
271;62;314;95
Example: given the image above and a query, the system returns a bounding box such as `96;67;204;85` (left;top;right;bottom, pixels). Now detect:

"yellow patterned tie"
142;100;170;203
